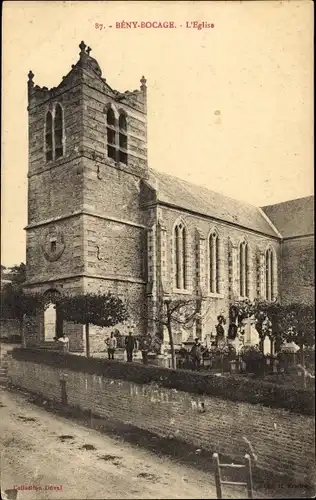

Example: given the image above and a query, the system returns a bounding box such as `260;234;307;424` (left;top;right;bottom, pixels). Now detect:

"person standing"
106;332;117;360
190;338;202;371
139;334;151;364
58;334;69;354
125;331;137;362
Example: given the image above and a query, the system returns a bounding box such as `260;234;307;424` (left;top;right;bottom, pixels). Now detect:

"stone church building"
24;42;314;353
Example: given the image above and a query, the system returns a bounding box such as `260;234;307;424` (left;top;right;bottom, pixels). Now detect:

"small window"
107;108;115;127
107;128;115;145
119;150;128;165
119;133;127;149
108;145;116;161
119;114;127;131
50;240;57;253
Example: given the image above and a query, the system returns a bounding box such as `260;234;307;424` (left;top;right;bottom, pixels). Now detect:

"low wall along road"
7;349;315;488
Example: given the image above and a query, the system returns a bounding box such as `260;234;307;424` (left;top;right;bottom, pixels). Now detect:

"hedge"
11;348;315;416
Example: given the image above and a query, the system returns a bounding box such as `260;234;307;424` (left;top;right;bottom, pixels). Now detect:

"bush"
11;348;314;416
240;345;265;376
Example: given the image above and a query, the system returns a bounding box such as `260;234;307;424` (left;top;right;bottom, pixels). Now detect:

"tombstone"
242;317;259;346
229;336;242;354
44;302;56;341
263;335;271;355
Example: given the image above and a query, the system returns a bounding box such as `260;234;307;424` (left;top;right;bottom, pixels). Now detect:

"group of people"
179;338;206;371
105;332;151;364
55;332;220;371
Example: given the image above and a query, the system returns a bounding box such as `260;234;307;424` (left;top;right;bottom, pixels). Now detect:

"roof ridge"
262;194;314;209
148;168;280;237
149;168;260;209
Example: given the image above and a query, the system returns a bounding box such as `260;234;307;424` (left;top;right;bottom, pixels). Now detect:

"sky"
1;0;314;267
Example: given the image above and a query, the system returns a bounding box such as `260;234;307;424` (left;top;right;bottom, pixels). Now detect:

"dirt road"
0;388;255;500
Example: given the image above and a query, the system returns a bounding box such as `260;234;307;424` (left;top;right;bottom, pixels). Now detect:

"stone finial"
86;46;92;55
27;70;35;99
140;75;147;91
79;41;86;55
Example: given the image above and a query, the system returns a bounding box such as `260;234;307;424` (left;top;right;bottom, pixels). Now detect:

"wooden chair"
212;452;254;499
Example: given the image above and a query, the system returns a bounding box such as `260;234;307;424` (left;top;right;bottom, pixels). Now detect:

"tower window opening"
45;111;53;162
119;151;128;165
119;133;127;150
54;104;64;160
44;104;64;162
107;145;116;161
107;128;115;145
107;107;116;127
106;107;128;165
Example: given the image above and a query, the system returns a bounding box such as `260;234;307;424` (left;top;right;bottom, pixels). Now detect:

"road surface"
0;388;257;500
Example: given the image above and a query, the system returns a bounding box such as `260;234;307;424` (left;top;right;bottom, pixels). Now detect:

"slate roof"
148;169;280;237
261;196;314;238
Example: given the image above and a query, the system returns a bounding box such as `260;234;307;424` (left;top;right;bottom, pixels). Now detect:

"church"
24;41;314;353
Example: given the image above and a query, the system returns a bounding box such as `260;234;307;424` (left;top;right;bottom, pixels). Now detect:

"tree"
278;303;315;349
229;298;315;356
250;299;285;352
9;263;26;285
0;285;44;344
146;292;208;370
57;293;128;357
1;262;26;286
229;299;255;327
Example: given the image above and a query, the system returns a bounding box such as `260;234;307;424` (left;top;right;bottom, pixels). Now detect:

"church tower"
25;41;148;351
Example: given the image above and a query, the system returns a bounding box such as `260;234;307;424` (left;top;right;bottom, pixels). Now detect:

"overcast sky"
1;0;313;267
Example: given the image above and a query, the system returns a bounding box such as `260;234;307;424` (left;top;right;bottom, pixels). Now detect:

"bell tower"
25;41;149;351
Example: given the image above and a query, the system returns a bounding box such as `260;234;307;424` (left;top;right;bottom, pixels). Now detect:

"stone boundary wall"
7;357;315;487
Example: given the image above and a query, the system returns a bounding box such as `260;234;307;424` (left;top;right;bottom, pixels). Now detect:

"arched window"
119;113;128;165
119;113;127;131
45;111;53;161
44;104;65;162
239;240;249;297
107;107;115;126
106;107;116;161
105;107;128;165
54;104;64;160
265;247;275;301
174;222;187;290
209;232;219;293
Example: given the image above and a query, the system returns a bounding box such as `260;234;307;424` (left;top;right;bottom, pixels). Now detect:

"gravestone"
44;303;56;341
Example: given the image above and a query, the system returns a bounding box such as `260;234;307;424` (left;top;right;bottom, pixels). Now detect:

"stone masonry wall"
7;358;315;485
0;319;21;340
83;277;146;346
81;76;147;179
26;216;84;283
82;214;146;281
281;236;315;305
155;206;281;336
82;158;147;226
